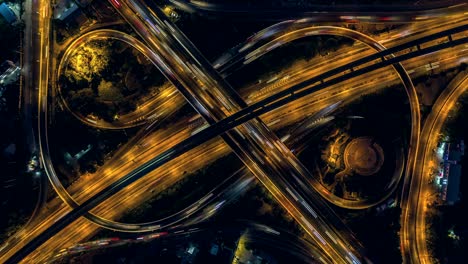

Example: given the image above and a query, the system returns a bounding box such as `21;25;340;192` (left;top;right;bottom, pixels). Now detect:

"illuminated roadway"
56;17;468;212
170;0;467;22
56;8;467;131
64;13;462;258
4;98;356;263
216;14;468;78
223;25;420;210
57;12;464;264
1;1;466;262
50;221;332;263
18;0;49;234
47;110;352;262
110;1;369;263
4;19;466;264
54;3;464;214
401;71;468;264
1;10;466;264
56;30;185;129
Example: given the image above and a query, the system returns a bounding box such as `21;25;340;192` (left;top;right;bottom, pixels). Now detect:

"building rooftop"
439;140;464;205
0;61;20;87
0;3;17;24
210;244;219;256
446;164;461;205
54;0;79;21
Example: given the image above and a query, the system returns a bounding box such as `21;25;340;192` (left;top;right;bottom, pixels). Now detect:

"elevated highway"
112;1;368;263
170;0;467;22
401;71;468;264
4;22;467;264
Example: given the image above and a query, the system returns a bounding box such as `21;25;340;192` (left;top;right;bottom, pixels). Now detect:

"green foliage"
97;80;124;101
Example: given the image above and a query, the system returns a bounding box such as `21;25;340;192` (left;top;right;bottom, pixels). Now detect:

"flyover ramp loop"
44;21;464;235
43;23;425;233
54;0;428;260
112;1;367;262
4;26;467;264
402;71;468;264
231;25;417;210
39;19;464;256
56;30;183;130
6;3;464;262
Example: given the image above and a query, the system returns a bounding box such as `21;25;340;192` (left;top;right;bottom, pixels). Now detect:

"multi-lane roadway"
170;0;467;23
401;71;468;264
56;30;184;129
11;18;464;264
110;1;369;263
3;1;468;262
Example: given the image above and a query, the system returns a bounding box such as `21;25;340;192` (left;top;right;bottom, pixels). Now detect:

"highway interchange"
401;71;468;264
1;0;467;263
